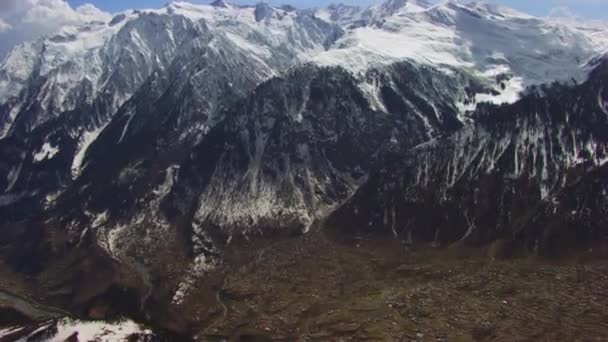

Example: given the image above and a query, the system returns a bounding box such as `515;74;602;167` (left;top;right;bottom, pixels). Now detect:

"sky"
64;0;608;19
0;0;606;60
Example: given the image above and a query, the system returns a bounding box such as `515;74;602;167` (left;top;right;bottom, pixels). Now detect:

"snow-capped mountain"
0;1;339;138
0;1;341;217
0;0;607;338
165;60;471;255
313;0;608;106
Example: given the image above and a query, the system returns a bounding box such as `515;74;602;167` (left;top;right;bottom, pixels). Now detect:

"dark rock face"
0;8;342;226
0;9;347;332
328;61;608;256
0;58;480;337
162;62;474;257
0;14;207;225
0;1;606;338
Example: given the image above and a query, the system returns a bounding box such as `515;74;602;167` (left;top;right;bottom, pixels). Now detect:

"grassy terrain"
2;227;608;341
184;230;608;341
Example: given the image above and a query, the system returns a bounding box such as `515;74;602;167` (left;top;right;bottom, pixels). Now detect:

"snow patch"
153;165;180;198
358;79;388;113
171;251;219;305
5;159;23;192
172;228;219;305
92;210;109;228
72;123;108;179
117;112;135;144
44;190;63;209
312;24;467;74
50;318;150;342
33;142;60;163
476;77;525;105
0;318;152;342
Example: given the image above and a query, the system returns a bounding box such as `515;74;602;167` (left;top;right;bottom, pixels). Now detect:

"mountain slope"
328;58;608;255
0;0;607;338
40;61;479;305
0;2;341;224
313;0;608;107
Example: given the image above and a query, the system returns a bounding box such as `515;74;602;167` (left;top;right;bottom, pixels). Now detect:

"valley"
190;230;608;341
0;0;608;340
2;228;608;341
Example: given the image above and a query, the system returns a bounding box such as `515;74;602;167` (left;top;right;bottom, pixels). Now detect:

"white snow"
117;112;135;144
5;158;23;192
358;79;388;113
0;42;40;103
44;190;63;209
171;251;219;305
475;76;525;105
0;0;337;137
409;109;608;204
91;210;109;228
195;177;314;231
313;24;467;72
172;228;220;305
33;142;60;163
0;16;132;122
1;0;603;141
49;318;150;342
0;0;606;128
71;123;108;179
224;31;272;58
152;165;180;197
314;8;332;23
0;318;151;342
311;0;608;106
158;1;327;62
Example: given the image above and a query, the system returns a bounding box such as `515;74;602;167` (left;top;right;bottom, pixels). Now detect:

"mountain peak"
376;0;432;17
210;0;235;8
255;2;274;22
439;0;533;20
379;0;407;15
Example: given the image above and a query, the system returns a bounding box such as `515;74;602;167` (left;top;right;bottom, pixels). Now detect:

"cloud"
0;19;11;33
0;0;20;13
0;0;111;59
547;6;580;19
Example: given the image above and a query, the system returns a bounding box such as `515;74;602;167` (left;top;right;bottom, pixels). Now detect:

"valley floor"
2;230;608;341
189;230;608;341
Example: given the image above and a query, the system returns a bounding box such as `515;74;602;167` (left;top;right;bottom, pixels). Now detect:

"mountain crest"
377;0;432;16
210;0;235;8
255;2;274;22
378;0;408;16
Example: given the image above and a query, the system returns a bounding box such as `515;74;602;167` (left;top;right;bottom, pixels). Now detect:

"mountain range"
0;0;607;340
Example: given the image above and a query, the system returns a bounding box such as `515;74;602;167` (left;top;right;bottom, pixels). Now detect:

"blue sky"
67;0;608;19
